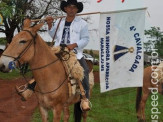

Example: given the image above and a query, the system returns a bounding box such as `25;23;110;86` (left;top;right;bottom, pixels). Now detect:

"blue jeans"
78;57;90;99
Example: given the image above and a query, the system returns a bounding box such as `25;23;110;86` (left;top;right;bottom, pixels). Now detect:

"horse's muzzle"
0;64;9;73
0;57;12;73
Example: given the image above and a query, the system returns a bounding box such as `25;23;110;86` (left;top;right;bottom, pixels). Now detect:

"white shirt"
48;16;89;59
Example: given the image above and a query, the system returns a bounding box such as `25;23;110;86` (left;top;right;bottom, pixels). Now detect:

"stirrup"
15;84;34;101
15;84;28;94
80;98;92;112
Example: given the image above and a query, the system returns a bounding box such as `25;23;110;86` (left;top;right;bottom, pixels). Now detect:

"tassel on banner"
147;10;150;18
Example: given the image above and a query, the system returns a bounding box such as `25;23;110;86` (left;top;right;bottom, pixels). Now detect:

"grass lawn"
0;66;162;122
93;65;99;72
0;70;21;79
0;70;32;80
31;82;163;122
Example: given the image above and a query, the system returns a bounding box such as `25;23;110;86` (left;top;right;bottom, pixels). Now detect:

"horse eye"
19;40;27;44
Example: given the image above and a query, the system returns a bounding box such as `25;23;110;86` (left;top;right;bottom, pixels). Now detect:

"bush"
89;49;94;57
0;38;7;44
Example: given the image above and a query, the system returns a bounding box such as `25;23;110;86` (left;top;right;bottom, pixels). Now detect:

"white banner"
99;8;146;92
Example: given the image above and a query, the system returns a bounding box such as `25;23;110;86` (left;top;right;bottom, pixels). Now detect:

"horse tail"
74;101;82;122
136;87;142;113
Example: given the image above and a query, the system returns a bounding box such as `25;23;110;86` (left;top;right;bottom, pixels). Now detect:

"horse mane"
36;34;52;51
0;49;3;57
33;33;55;59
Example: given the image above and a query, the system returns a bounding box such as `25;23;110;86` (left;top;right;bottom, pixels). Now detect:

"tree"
0;0;62;44
144;26;163;57
145;27;163;41
155;38;163;58
89;49;94;57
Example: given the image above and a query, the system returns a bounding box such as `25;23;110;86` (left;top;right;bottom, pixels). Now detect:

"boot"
76;80;91;111
15;80;36;101
80;98;91;111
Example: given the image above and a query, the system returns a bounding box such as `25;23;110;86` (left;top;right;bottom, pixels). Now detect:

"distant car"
83;53;99;65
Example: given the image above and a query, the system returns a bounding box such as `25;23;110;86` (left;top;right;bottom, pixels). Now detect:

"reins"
2;30;36;69
28;58;59;72
3;29;72;94
34;74;69;94
2;30;61;72
34;56;78;94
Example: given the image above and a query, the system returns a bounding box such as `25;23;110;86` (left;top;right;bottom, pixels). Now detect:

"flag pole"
31;12;100;22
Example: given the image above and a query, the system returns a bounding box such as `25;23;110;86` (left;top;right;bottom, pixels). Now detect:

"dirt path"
0;71;99;122
0;78;38;122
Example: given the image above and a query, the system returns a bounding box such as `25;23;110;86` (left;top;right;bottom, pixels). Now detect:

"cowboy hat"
60;0;83;13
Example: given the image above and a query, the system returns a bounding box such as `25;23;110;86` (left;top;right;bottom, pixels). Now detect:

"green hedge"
0;37;7;44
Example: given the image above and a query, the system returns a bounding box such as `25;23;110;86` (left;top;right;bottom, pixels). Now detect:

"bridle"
2;30;71;71
2;30;37;67
2;30;61;71
2;30;71;94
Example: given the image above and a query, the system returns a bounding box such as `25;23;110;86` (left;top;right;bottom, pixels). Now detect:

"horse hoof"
138;118;146;122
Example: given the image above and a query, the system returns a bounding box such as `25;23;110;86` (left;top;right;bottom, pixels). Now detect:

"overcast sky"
144;0;163;30
0;0;162;50
83;0;163;31
80;0;163;49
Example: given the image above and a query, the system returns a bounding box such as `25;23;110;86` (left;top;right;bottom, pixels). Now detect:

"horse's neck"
28;35;62;78
29;35;56;68
29;35;66;91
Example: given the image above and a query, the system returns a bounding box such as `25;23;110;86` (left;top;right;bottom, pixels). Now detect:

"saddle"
51;46;84;96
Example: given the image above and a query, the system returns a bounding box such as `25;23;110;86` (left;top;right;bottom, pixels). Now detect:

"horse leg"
137;106;142;121
39;106;48;122
158;82;163;95
136;87;142;120
63;94;80;122
63;103;70;122
52;105;63;122
82;111;88;122
140;92;150;121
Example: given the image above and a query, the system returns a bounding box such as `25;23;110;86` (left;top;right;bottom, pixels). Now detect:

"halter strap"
2;30;37;71
22;30;37;44
2;30;37;61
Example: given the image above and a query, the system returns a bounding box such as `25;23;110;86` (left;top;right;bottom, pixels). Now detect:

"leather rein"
3;30;36;62
2;30;59;72
2;30;70;94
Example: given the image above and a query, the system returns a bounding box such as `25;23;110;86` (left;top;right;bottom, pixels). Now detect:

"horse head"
0;19;44;73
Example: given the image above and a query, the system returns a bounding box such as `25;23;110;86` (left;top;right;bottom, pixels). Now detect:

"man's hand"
46;16;54;30
67;43;78;50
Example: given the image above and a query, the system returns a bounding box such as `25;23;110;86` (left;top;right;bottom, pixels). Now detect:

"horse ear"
23;18;31;29
33;23;44;32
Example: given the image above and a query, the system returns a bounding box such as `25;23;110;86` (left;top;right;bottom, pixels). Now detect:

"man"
16;0;90;111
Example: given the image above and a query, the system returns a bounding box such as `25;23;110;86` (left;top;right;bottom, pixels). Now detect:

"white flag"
99;8;146;92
